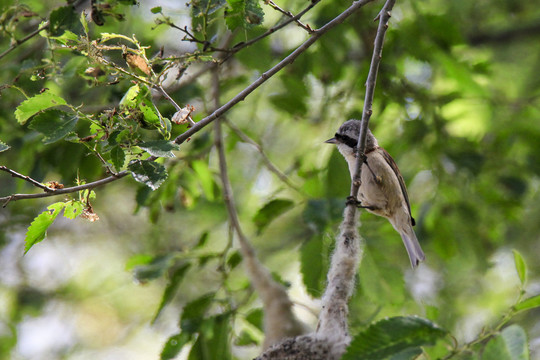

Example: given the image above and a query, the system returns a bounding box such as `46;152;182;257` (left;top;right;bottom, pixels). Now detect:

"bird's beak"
325;137;338;144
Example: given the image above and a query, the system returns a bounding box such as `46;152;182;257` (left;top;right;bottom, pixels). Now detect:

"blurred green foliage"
1;0;540;359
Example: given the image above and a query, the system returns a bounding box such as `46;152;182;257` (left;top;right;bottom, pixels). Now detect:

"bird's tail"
399;226;425;268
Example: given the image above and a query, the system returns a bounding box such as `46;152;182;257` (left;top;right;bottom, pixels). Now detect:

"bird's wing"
380;147;416;226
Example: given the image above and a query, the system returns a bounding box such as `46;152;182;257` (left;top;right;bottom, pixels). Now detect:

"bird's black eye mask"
335;133;358;149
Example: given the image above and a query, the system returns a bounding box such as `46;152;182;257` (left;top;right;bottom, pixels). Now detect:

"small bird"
325;119;425;268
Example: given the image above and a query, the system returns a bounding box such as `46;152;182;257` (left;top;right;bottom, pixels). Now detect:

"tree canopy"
1;0;540;359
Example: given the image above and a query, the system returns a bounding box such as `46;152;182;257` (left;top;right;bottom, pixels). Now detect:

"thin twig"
266;0;314;33
224;119;304;194
0;166;55;192
315;0;397;345
350;0;396;202
0;21;50;60
212;69;304;348
1;0;375;206
219;0;320;63
173;0;377;147
0;171;128;206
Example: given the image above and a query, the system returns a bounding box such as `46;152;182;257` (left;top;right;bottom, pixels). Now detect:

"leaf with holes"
138;140;180;158
128;160;168;190
29;110;78;144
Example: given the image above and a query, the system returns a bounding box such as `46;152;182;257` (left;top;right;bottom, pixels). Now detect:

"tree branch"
212;69;306;349
266;0;314;33
0;21;50;61
173;0;377;147
1;0;375;206
0;166;55;192
0;171;128;206
224;119;304;195
258;1;397;358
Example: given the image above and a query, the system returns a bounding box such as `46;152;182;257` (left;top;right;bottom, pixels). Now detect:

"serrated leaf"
128;160;168;190
28;110;78;144
342;316;447;360
63;201;84;219
225;0;264;31
151;6;162;14
514;294;540;313
80;11;89;34
153;263;191;323
0;141;10;152
24;202;66;253
138;140;180;158
49;5;78;36
253;199;294;234
300;236;325;297
110;146;125;171
15;91;68;124
512;250;527;286
482;325;529;360
160;332;191;360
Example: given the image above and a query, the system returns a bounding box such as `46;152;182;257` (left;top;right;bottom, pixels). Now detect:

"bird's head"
325;120;378;158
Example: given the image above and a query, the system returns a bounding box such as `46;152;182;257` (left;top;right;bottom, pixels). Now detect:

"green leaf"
24;202;66;253
153;263;191;323
151;6;162;14
245;308;263;331
63;201;84;219
28;110;78;144
512;250;527;286
188;314;231;360
191;160;217;201
161;332;191;360
300;236;325;297
253;199;295;234
482;325;529;360
138;140;180;158
514;294;540;313
128;160;168;190
15;91;68;125
0;141;10;152
226;250;242;270
180;293;215;334
49;5;78;36
132;254;174;283
225;0;263;30
110;146;126;171
342;316;447;360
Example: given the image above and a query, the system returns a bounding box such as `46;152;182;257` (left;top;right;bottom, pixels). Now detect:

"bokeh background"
1;0;540;359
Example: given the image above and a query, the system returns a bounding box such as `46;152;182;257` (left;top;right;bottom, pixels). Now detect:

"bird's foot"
346;196;377;210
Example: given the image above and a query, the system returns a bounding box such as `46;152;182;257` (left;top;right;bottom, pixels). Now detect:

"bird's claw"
346;196;360;207
346;196;377;210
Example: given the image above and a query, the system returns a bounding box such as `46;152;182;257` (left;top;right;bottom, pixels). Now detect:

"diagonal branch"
0;166;55;192
266;0;314;33
173;0;377;147
1;0;376;206
316;0;396;349
212;69;305;349
224;119;304;194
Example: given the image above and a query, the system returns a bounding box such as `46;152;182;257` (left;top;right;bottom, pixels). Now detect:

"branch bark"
212;69;306;349
0;0;376;205
257;0;397;358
